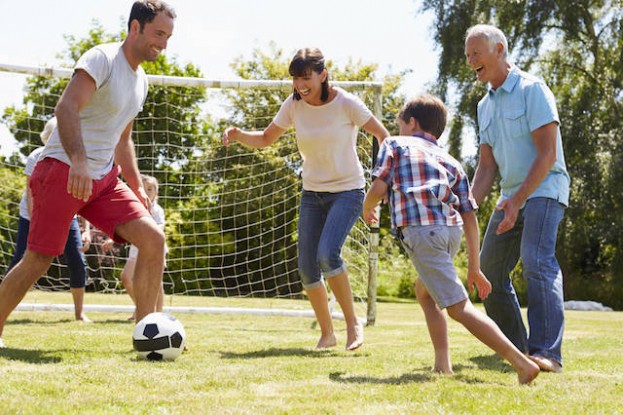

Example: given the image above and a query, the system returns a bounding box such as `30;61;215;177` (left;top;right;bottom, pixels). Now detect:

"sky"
0;0;458;156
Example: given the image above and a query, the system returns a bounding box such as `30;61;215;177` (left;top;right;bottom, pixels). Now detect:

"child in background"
362;94;540;384
105;174;166;320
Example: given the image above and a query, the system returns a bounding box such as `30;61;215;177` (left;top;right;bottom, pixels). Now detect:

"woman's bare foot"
76;314;92;323
316;333;337;349
345;321;364;351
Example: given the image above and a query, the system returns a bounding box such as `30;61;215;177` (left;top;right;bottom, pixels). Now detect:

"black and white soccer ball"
132;312;186;361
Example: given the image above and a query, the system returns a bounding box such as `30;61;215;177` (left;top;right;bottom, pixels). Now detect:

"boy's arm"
363;178;388;224
460;210;492;300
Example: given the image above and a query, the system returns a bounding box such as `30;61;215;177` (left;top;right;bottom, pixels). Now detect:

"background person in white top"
0;0;176;349
223;48;389;350
6;117;92;322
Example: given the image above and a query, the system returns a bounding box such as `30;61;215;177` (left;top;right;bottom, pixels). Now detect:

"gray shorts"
399;225;468;309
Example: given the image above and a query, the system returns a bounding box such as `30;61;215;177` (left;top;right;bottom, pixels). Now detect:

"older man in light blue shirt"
465;24;570;373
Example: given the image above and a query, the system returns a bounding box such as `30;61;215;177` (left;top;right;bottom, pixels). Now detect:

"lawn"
1;291;622;414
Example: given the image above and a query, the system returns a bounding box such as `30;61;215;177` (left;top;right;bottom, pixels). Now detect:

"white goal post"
0;63;382;325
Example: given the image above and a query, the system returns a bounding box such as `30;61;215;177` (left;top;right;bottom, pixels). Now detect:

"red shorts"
28;158;149;256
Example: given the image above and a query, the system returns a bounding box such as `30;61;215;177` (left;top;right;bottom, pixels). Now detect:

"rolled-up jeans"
297;189;364;290
480;197;565;364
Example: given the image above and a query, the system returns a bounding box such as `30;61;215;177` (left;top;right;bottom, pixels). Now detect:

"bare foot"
76;314;92;323
518;358;541;384
127;313;136;321
528;354;562;373
316;333;337;349
433;359;453;374
345;321;364;351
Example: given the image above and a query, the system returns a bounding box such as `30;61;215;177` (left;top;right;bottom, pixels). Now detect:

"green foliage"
0;163;25;272
421;0;623;309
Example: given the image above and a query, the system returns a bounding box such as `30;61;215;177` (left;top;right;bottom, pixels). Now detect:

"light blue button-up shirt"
477;66;570;206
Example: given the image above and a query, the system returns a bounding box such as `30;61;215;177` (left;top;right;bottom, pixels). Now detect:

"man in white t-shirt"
0;0;176;348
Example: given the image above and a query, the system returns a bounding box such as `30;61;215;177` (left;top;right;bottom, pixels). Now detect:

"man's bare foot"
529;354;562;373
316;333;337;349
518;358;541;384
345;321;364;351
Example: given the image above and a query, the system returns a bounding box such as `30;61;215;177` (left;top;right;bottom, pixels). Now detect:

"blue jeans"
8;216;88;288
297;189;364;289
481;197;565;364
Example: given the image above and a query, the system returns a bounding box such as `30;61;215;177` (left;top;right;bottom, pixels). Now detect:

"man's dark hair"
128;0;176;31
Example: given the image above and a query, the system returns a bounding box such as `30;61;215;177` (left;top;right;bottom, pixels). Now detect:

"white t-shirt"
18;147;44;220
273;87;373;192
41;42;148;179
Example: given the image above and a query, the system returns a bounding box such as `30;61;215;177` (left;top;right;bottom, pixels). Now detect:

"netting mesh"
0;65;378;317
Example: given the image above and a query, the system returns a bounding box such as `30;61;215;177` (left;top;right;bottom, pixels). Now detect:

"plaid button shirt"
372;133;478;229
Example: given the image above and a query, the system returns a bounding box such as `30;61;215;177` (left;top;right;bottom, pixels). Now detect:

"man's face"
136;12;174;62
465;35;501;85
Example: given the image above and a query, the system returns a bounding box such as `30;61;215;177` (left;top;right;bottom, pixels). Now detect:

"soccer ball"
132;312;186;361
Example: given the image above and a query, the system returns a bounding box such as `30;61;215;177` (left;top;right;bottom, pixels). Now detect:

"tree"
421;0;623;309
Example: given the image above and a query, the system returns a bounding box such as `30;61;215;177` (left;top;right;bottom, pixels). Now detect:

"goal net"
0;63;381;324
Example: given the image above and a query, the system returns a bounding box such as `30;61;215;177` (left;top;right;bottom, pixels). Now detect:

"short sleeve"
371;139;394;185
525;81;560;132
75;47;111;89
273;95;295;130
151;203;165;225
343;90;373;127
24;148;43;176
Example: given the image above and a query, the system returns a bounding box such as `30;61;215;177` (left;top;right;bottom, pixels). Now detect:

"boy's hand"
467;269;492;300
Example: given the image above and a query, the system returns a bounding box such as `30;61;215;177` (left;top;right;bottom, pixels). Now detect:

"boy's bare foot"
316;333;337;349
529;354;562;373
127;313;136;321
433;361;453;374
517;358;541;385
345;321;364;351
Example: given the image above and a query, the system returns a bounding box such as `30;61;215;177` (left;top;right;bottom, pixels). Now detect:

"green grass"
1;291;622;414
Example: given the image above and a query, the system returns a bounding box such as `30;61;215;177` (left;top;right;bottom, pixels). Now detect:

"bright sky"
0;0;450;156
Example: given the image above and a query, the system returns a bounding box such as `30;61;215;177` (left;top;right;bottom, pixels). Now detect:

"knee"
316;248;341;276
136;227;166;256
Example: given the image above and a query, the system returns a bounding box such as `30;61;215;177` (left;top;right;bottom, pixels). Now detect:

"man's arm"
495;122;558;234
55;69;97;202
114;121;150;210
471;144;498;206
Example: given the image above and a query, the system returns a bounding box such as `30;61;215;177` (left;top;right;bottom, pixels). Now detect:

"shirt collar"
488;65;520;95
412;131;438;145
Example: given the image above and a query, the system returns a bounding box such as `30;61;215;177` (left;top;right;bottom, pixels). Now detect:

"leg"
64;217;90;321
446;299;539;384
521;198;565;368
481;209;527;352
0;250;54;337
115;217;165;322
317;189;365;350
415;279;452;373
326;271;363;350
306;284;337;348
120;258;138;320
7;217;30;272
298;191;336;348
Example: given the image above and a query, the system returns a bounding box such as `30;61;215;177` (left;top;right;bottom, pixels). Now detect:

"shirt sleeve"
525;81;560;132
24;148;43;176
344;90;373;127
451;165;478;213
273;95;295;130
371;139;394;185
75;46;111;89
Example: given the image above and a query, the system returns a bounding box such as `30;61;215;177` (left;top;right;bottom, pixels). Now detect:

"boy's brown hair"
398;94;447;139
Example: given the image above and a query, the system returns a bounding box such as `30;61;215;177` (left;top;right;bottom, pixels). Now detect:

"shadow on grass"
469;353;513;372
220;347;341;359
329;364;488;385
0;347;63;363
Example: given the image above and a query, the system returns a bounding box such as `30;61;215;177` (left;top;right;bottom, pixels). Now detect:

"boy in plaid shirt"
363;94;539;384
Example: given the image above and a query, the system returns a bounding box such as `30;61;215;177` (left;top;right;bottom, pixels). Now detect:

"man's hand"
67;160;92;201
495;196;521;235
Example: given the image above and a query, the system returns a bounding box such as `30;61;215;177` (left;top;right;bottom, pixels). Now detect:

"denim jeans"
480;197;565;364
8;216;88;288
297;189;364;289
